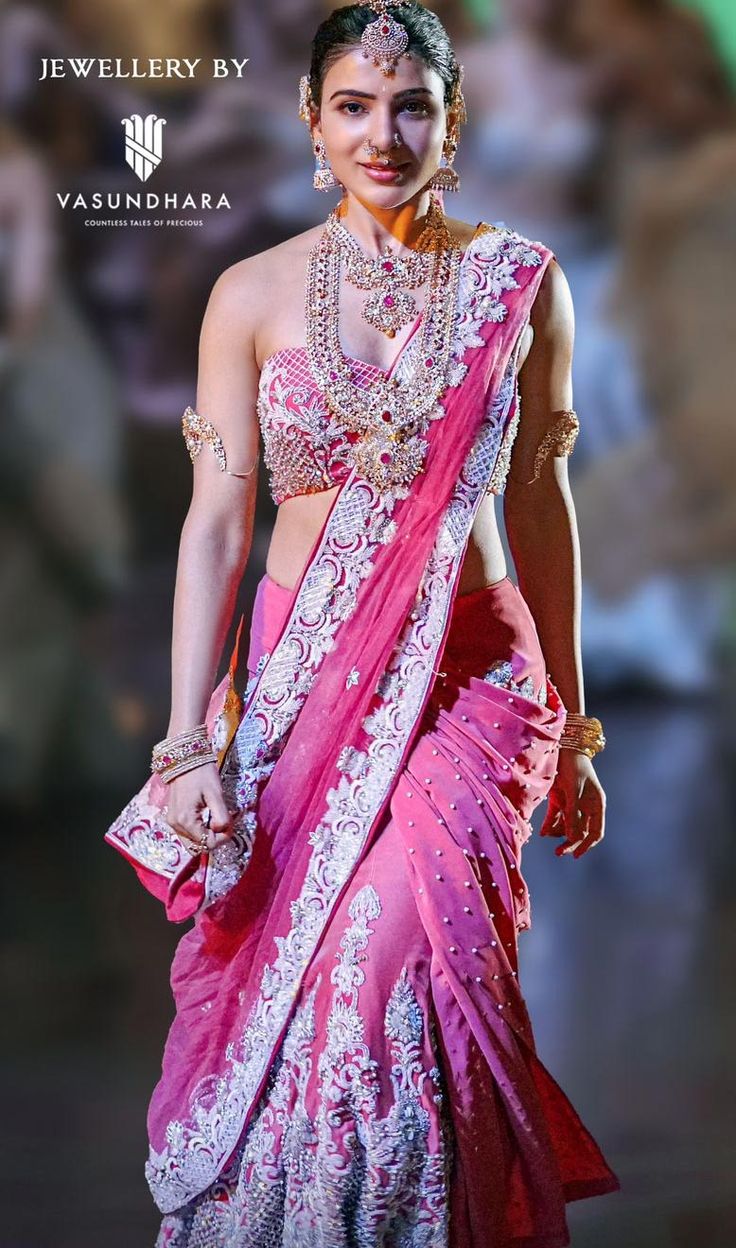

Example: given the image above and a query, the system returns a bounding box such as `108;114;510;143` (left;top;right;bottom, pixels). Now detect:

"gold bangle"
559;712;606;758
157;753;218;784
151;724;217;781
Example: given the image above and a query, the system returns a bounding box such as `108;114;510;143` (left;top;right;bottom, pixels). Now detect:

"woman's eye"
338;100;430;117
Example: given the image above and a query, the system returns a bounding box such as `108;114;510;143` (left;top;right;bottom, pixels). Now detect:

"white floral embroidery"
155;885;452;1247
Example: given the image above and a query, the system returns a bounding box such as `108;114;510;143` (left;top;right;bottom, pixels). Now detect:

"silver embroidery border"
147;228;547;1213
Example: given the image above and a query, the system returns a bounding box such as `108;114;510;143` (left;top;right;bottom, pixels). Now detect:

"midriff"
264;487;508;597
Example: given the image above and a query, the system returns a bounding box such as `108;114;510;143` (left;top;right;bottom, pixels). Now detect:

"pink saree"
106;224;620;1245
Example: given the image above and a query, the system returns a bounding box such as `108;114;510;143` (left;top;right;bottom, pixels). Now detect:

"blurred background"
1;0;735;1243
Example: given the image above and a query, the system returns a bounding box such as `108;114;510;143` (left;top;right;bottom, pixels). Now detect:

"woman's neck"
336;192;435;255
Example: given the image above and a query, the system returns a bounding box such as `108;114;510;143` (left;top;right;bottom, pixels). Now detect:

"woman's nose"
371;112;401;153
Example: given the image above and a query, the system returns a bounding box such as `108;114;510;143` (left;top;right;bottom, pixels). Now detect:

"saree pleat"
155;574;619;1248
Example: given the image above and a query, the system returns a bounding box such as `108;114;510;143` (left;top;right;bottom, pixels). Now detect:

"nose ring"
363;132;402;164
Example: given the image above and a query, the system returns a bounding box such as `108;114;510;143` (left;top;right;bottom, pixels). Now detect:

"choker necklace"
331;196;447;338
305;197;466;495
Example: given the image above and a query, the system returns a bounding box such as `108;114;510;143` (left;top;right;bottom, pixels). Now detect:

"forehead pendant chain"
362;1;411;75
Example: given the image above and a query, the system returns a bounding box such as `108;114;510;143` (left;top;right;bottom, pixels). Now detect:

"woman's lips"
359;162;409;182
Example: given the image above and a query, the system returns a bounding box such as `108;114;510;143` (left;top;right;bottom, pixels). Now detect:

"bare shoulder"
529;257;575;339
445;215;487;250
229;224;323;287
202;224;324;362
203;225;320;320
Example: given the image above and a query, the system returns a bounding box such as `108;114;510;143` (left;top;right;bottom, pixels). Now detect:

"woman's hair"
308;3;461;111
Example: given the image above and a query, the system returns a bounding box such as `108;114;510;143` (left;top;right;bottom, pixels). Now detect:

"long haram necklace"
332;196;444;337
305;205;464;495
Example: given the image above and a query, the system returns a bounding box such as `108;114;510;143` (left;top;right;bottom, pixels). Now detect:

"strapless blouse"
255;225;527;505
256;334;516;505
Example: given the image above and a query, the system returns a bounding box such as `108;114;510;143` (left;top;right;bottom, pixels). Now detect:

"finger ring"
184;840;200;857
198;827;209;853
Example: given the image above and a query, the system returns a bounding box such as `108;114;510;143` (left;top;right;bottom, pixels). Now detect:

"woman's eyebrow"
329;87;433;101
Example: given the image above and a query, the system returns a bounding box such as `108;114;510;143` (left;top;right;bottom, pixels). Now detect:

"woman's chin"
338;171;432;208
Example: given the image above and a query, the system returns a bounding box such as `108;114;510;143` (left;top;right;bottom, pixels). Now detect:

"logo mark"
122;114;166;182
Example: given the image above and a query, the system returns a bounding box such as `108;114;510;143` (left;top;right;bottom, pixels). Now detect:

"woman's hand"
539;750;606;858
164;762;234;855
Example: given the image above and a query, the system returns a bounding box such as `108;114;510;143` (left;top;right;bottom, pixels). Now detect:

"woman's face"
313;48;449;207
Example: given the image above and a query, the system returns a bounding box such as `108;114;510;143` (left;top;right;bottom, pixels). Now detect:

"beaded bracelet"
151;724;218;784
558;712;606;759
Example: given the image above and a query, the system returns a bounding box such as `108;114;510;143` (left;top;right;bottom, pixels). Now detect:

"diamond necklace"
305;200;465;495
332;196;446;338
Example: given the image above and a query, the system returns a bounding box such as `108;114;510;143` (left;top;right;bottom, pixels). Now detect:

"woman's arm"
503;259;606;858
504;259;583;715
166;260;262;738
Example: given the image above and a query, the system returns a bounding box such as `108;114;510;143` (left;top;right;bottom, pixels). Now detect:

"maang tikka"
361;1;411;76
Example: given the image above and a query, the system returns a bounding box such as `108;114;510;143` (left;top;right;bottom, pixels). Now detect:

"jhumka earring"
299;75;339;192
361;1;411;76
312;137;338;192
429;69;467;194
429;132;460;193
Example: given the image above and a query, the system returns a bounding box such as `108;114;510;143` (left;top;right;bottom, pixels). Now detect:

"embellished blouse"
182;225;578;505
255;334;518;506
256;347;376;505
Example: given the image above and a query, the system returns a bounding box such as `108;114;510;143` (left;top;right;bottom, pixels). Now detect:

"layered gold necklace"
305;198;465;494
334;197;444;338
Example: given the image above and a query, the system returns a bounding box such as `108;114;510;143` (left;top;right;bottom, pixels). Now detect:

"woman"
106;3;620;1243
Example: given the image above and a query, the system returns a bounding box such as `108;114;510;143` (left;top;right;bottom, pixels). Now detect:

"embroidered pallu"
105;224;621;1245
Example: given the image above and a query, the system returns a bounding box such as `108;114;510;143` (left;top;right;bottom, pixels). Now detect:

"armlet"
508;408;580;486
182;406;259;478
